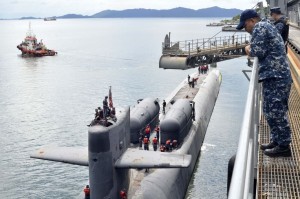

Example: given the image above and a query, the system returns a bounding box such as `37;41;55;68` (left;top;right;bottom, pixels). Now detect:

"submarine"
31;68;221;199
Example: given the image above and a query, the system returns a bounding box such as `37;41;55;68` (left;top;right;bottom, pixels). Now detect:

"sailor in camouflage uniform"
237;9;292;157
270;7;289;53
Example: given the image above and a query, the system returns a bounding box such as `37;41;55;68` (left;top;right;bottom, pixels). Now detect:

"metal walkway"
257;85;300;199
256;26;300;199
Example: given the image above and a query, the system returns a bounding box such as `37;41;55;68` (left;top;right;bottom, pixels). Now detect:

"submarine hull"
130;70;221;199
130;98;160;143
160;99;193;144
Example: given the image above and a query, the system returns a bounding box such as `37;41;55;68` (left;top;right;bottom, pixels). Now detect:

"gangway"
159;1;266;70
159;33;251;70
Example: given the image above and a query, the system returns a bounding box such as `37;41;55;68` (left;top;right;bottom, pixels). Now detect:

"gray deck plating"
162;72;207;120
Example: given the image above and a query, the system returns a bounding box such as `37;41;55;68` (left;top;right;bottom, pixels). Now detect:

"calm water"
0;18;249;198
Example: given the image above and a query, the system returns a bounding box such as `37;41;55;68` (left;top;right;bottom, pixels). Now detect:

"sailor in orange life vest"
152;137;158;151
144;125;151;139
143;137;149;150
165;139;172;152
120;189;127;199
83;185;90;199
172;140;178;149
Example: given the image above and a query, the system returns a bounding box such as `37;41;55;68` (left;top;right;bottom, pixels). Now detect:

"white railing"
228;57;261;199
162;34;251;55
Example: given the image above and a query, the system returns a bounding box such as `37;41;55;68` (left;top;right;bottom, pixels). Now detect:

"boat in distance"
30;68;222;199
222;25;246;32
44;17;56;21
17;23;57;57
206;22;225;26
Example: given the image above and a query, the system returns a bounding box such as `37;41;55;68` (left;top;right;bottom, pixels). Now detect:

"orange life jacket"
145;127;150;134
84;188;90;196
172;140;178;147
143;137;149;144
152;137;158;144
120;191;127;199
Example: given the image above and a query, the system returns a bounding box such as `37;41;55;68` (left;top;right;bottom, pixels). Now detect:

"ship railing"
228;57;260;199
162;34;251;55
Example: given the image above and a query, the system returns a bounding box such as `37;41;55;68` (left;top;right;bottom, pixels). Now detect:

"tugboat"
17;23;57;57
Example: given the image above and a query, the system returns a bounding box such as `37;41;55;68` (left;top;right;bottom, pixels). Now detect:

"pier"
159;33;251;70
228;26;300;199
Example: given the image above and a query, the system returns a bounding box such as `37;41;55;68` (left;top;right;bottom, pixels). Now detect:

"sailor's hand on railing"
245;45;251;56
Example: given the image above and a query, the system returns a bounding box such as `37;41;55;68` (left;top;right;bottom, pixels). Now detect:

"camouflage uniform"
249;20;292;147
274;16;289;52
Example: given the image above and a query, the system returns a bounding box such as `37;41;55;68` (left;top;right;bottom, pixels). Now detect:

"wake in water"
201;143;216;152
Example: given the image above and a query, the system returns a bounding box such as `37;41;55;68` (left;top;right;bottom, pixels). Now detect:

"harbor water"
0;18;249;198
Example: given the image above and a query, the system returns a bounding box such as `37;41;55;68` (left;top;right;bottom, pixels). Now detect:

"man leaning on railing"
237;9;292;157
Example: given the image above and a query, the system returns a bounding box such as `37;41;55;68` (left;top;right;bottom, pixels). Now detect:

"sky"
0;0;266;19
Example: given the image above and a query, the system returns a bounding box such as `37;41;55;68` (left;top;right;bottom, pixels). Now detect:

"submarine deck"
127;70;210;197
162;71;208;119
256;27;300;199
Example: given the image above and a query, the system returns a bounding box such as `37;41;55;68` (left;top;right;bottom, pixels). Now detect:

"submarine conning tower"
160;99;193;144
88;107;130;199
130;98;160;143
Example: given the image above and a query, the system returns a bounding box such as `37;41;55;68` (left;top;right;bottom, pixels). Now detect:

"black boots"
264;145;291;157
260;142;291;157
260;142;278;150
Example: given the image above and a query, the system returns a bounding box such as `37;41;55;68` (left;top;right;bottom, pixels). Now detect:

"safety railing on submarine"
228;57;260;199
